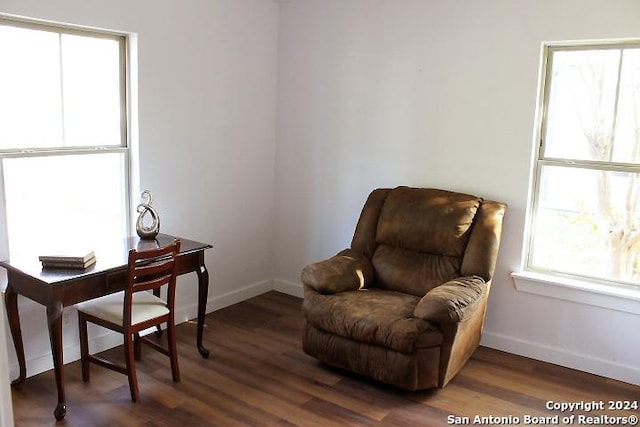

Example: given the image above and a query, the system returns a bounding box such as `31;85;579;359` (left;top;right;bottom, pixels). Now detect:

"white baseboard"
10;279;275;380
272;278;303;298
18;332;125;380
12;279;639;388
206;279;274;311
481;331;640;386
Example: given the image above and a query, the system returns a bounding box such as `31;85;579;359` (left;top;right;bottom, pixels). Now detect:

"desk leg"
46;302;66;421
196;261;210;358
4;285;26;385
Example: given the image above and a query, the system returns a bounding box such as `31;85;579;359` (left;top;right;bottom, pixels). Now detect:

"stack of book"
39;250;96;270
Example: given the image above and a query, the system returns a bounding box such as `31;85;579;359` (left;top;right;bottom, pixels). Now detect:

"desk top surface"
0;234;212;285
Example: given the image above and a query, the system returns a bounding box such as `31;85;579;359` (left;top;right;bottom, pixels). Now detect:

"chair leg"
134;332;142;361
123;333;139;402
78;313;90;382
166;321;180;383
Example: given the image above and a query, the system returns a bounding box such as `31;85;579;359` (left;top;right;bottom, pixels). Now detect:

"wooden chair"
76;239;181;402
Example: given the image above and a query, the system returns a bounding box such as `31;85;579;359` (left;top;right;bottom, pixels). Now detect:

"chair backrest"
123;239;181;326
351;187;505;297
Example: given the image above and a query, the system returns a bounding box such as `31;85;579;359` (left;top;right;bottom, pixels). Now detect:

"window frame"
0;16;134;257
515;39;640;312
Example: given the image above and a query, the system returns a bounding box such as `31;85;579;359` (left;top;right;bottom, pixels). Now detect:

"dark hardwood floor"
10;291;640;426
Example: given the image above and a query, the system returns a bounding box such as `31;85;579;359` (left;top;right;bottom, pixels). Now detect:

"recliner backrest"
351;186;504;297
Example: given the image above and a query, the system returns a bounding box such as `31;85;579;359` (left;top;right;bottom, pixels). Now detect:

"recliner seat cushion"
302;288;443;354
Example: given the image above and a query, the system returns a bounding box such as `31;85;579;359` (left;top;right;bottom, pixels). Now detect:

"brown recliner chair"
301;186;506;390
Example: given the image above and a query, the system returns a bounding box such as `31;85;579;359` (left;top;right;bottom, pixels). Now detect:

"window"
0;18;131;260
525;41;640;290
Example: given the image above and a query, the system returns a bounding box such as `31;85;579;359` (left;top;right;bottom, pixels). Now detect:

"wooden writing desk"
1;234;212;420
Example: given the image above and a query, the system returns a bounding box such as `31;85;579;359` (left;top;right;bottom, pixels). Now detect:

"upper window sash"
0;17;128;152
538;42;640;167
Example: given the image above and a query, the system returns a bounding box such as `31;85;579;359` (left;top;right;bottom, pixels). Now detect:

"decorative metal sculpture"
136;190;160;239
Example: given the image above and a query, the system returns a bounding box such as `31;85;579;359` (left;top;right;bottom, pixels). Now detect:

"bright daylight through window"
527;41;640;289
0;18;130;260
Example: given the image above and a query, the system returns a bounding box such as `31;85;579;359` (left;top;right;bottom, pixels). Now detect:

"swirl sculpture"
136;190;160;239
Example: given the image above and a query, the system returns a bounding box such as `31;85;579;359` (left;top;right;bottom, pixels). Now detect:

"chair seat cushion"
77;291;169;327
303;288;443;353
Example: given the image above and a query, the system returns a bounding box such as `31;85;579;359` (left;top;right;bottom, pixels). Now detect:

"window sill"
511;271;640;315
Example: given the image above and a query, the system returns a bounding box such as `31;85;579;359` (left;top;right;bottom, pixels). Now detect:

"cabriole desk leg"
196;261;210;358
4;284;26;385
46;301;66;421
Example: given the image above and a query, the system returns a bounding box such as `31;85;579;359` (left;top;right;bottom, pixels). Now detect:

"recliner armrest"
301;249;374;294
413;276;486;323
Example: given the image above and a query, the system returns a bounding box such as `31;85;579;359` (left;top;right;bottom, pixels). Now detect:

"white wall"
274;0;640;385
1;0;279;378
